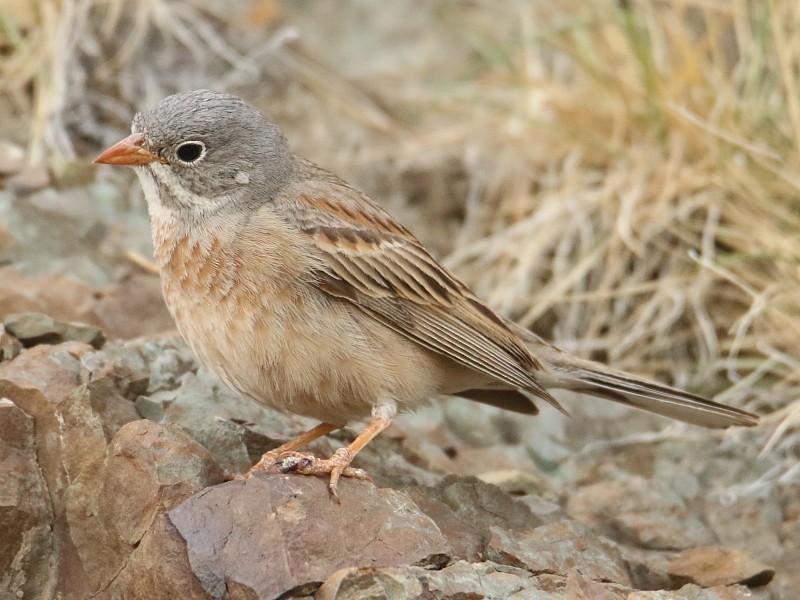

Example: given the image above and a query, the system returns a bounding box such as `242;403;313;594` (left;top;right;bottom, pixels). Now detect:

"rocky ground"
1;2;798;598
0;312;793;599
0;169;792;599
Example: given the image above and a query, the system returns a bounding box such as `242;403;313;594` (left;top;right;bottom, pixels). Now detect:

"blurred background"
0;1;798;484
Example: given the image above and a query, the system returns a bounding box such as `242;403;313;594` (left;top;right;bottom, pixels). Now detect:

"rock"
565;572;629;599
98;514;210;600
92;272;174;339
7;187;108;283
166;474;450;599
78;340;151;400
627;584;754;599
667;546;775;588
135;337;197;394
189;418;259;475
318;561;634;600
65;419;224;595
478;468;554;497
0;398;54;599
4;312;105;349
135;390;173;422
408;475;541;561
0;267;101;329
0;267;173;342
0;342;91;502
619;545;676;591
0;342;220;598
0;324;22;361
485;519;632;586
318;561;542;600
567;474;714;550
517;493;569;524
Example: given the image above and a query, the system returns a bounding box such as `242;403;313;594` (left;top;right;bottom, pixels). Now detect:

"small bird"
95;90;758;497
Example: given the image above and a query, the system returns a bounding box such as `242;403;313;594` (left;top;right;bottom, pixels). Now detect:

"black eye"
175;141;205;164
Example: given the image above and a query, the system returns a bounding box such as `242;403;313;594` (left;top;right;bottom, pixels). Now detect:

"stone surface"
566;474;715;550
485;520;631;586
0;398;54;599
317;562;642;600
0;324;22;361
0;327;786;599
408;475;541;561
627;584;754;599
0;267;173;342
4;312;105;349
98;514;209;600
167;474;450;599
668;546;775;588
65;419;224;594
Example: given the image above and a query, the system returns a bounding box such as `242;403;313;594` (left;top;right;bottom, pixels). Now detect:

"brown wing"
278;169;563;411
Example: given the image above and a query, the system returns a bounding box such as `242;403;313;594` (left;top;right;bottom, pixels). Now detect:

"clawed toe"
274;449;370;498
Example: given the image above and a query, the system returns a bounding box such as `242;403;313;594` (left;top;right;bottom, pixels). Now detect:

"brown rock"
478;468;554;497
408;475;541;561
628;584;754;599
92;272;175;339
0;398;55;598
78;340;151;400
0;267;100;329
3;312;105;349
97;514;210;600
619;545;675;591
0;342;221;598
66;419;224;595
565;572;628;599
166;474;451;599
0;217;20;264
318;561;635;600
567;476;714;550
485;519;632;586
0;324;22;361
0;268;172;342
667;546;775;588
0;343;101;598
0;342;89;504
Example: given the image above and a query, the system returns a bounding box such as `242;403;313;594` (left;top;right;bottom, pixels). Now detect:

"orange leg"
238;422;339;479
277;413;392;499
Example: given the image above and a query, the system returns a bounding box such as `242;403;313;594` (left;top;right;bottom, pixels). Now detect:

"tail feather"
506;321;759;429
558;366;758;428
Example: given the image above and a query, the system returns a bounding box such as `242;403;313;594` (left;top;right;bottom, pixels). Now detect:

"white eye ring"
175;140;206;164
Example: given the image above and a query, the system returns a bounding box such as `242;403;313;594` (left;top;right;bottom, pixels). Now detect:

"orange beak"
94;133;164;166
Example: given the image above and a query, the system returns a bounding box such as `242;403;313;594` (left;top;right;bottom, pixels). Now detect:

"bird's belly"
162;274;466;425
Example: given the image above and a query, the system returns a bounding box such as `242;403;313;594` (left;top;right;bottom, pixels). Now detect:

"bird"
94;89;758;497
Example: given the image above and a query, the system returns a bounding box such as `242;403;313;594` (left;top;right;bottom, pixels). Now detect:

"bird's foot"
233;448;283;481
276;448;370;500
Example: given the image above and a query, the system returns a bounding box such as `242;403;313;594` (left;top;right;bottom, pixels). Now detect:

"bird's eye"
175;141;206;164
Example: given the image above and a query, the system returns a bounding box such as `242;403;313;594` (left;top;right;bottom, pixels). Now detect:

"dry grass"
1;0;798;453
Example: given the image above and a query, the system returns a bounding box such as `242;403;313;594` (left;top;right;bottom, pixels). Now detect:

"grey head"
102;90;295;215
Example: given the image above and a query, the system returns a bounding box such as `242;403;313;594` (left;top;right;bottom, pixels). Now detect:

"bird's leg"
277;411;393;499
238;422;339;479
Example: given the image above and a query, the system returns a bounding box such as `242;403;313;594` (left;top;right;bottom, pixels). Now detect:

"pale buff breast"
149;208;471;425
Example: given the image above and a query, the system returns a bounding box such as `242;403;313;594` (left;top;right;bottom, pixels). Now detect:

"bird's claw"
275;449;370;499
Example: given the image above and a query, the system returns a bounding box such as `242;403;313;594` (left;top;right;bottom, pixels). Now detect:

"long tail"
509;323;759;429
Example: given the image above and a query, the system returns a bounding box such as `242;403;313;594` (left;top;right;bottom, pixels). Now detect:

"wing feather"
277;171;562;410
